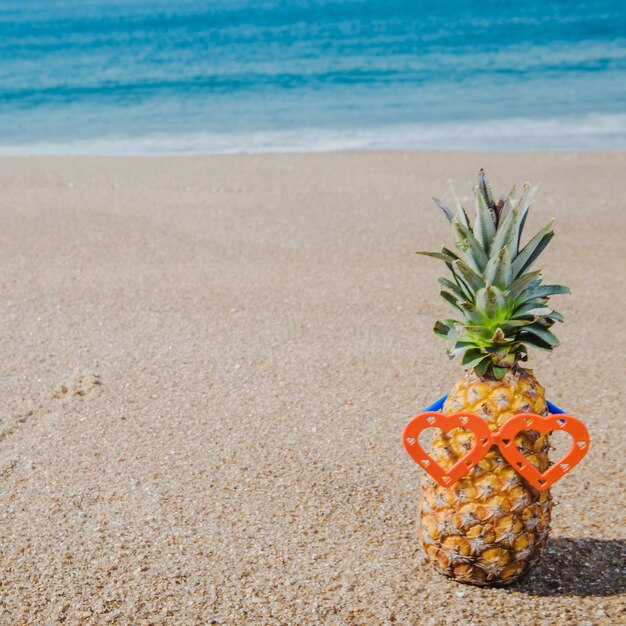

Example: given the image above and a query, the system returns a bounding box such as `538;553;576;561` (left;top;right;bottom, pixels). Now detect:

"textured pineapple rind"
418;366;552;586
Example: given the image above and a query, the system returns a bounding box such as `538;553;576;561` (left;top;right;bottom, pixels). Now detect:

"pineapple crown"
417;170;570;380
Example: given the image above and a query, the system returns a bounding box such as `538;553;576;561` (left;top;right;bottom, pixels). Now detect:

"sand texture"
0;153;624;625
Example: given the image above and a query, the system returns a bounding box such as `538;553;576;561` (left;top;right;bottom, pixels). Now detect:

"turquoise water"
1;0;625;153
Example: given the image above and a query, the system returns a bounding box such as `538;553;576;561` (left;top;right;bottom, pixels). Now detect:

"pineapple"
416;170;569;585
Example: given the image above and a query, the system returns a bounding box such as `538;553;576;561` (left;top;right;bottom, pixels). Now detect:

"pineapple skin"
419;366;552;586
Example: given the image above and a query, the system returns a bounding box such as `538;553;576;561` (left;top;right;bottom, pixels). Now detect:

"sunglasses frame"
403;396;589;491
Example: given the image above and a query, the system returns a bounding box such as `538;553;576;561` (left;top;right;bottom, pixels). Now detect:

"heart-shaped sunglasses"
403;396;589;491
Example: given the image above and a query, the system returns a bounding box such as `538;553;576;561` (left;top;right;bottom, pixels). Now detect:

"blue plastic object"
420;395;565;415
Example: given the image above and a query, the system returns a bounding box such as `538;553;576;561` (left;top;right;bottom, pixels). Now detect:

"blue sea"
1;0;625;154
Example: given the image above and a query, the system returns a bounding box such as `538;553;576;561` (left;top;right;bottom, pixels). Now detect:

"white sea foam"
1;113;625;155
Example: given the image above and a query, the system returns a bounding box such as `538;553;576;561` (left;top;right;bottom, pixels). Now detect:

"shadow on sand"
515;537;625;596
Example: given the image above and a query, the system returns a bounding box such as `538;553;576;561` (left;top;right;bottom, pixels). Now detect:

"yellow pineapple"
417;170;569;585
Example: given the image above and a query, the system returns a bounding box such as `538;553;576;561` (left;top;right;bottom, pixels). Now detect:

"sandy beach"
0;152;624;625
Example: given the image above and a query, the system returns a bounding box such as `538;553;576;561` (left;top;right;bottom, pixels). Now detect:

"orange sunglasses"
403;397;589;491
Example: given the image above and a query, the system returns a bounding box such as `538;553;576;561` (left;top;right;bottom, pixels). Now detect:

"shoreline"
1;112;626;156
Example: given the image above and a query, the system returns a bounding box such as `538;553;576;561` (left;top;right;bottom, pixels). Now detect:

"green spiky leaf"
452;259;486;293
474;188;497;252
474;357;491;376
451;218;489;271
485;246;512;290
476;284;507;319
438;277;466;300
492;366;508;380
416;250;457;263
433;196;454;221
512;219;554;277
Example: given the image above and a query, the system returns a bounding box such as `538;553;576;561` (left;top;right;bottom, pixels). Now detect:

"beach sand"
0;152;624;625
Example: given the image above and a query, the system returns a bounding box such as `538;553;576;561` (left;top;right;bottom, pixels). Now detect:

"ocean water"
1;0;625;154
